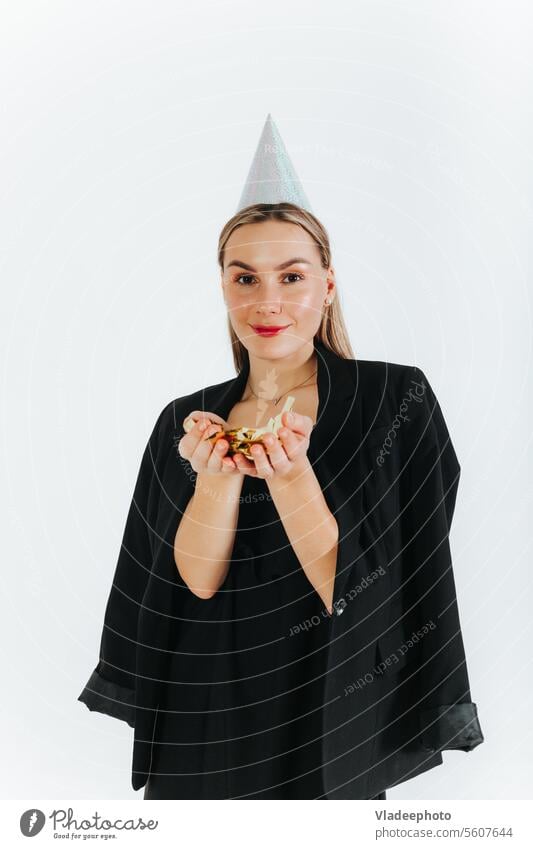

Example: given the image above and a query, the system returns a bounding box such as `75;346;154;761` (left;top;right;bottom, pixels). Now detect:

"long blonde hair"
217;202;355;372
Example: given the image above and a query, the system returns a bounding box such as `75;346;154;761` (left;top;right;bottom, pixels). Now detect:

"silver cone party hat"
236;113;312;213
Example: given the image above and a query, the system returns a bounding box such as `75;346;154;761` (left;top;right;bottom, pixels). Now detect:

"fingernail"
199;421;207;431
287;412;294;424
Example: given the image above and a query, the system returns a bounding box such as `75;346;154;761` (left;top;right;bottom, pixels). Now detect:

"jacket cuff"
419;702;484;753
78;667;136;728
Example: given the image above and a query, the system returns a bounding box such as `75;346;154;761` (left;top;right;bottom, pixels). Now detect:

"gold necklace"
246;368;318;406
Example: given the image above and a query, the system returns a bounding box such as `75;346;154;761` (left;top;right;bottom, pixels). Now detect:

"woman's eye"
234;272;304;286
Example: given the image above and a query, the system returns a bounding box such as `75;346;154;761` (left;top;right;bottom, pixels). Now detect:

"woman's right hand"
179;411;240;475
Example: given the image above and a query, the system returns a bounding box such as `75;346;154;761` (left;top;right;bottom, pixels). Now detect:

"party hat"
236;113;312;213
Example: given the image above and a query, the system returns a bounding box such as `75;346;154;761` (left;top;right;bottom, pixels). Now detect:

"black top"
143;438;333;799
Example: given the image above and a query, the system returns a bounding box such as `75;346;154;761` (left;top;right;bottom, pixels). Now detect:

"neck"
244;341;317;403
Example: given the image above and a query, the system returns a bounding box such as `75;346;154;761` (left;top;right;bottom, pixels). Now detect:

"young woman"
79;202;483;800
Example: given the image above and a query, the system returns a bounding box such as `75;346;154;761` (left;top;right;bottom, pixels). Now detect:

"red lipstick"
251;324;291;337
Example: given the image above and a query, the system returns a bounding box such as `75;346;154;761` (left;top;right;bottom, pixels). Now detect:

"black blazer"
78;337;484;798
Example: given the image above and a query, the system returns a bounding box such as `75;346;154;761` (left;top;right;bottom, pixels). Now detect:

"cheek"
286;291;324;319
223;281;255;302
223;287;251;313
226;294;254;315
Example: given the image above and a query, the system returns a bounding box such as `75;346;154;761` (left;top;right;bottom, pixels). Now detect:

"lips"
251;325;291;337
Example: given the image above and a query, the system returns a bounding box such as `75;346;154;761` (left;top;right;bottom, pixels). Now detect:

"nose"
256;300;282;315
254;283;283;315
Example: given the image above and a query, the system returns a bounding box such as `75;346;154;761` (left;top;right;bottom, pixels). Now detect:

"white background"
1;0;531;800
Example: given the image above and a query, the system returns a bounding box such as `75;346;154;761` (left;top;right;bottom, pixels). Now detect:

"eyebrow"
225;257;313;272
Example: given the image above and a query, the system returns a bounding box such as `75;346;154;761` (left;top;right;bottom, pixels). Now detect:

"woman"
79;202;483;800
145;202;368;800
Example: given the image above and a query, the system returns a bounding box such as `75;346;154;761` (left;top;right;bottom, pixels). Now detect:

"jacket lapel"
311;341;367;607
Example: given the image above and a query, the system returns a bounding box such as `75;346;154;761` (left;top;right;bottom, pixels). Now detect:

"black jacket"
78;337;484;798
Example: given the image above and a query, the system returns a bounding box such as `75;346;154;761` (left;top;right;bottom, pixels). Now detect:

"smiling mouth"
251;325;291;336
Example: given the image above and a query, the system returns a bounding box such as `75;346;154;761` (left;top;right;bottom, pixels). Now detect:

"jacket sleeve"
400;366;484;754
77;403;170;727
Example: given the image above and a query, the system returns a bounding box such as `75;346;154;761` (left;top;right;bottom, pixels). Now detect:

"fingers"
179;410;313;478
182;414;219;445
179;418;225;469
276;426;302;463
242;433;292;478
248;440;274;478
232;452;258;476
183;410;226;431
235;433;291;479
234;424;308;478
193;426;232;472
273;411;313;466
179;417;216;458
185;410;225;425
206;434;233;473
187;420;241;475
281;410;314;438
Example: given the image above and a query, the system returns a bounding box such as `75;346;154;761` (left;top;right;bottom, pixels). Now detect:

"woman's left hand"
232;411;314;481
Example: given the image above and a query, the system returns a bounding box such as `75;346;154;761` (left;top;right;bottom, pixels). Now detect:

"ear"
326;269;336;301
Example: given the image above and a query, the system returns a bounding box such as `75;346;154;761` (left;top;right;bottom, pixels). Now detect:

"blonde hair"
217;202;355;372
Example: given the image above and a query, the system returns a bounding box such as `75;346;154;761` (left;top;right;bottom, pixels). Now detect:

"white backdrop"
1;0;531;801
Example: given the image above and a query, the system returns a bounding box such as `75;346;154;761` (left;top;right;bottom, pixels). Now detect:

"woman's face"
221;220;335;358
